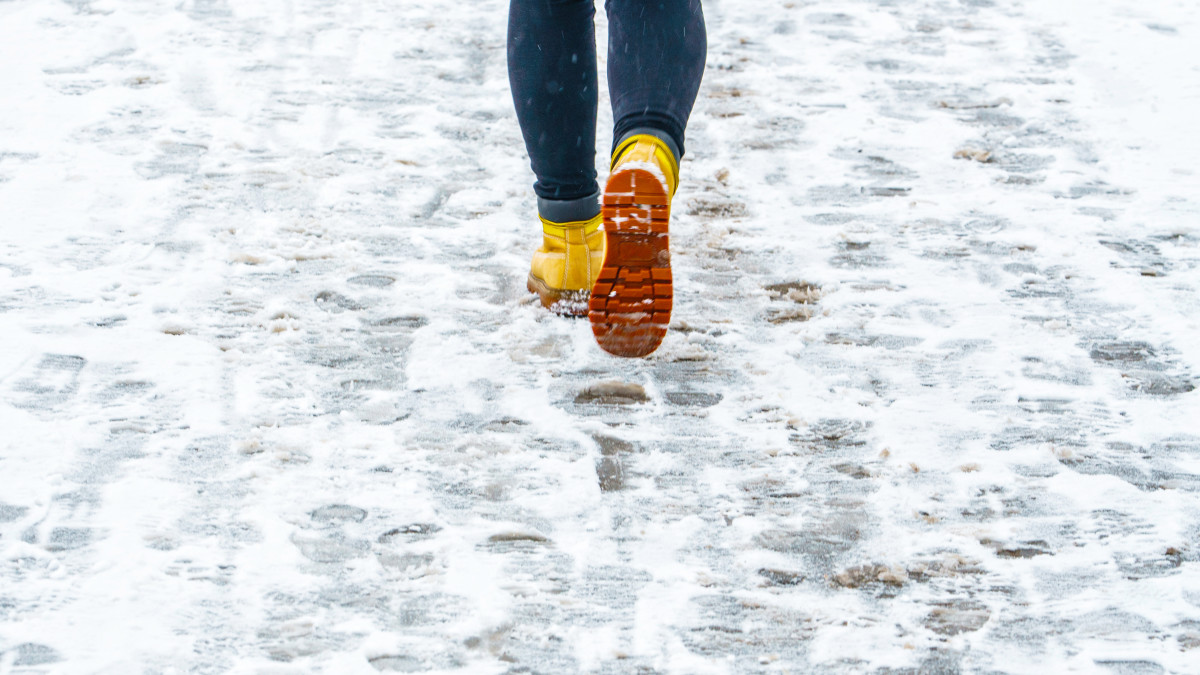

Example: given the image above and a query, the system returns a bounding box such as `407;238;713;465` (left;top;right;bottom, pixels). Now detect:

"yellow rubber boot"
527;213;606;316
588;134;679;357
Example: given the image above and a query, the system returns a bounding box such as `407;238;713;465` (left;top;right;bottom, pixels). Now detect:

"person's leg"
587;0;706;357
507;0;601;222
510;0;607;315
605;0;706;159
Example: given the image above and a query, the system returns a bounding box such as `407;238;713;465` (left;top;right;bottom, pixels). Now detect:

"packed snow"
1;0;1198;672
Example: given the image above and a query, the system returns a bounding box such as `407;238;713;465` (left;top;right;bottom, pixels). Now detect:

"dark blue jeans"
508;0;706;221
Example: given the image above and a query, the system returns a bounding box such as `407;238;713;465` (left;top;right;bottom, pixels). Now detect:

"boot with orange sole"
589;133;679;357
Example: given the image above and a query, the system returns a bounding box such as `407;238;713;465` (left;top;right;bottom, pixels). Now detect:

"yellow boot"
527;213;606;316
588;134;679;357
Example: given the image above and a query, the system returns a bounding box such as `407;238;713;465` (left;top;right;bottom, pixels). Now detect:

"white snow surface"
2;0;1199;672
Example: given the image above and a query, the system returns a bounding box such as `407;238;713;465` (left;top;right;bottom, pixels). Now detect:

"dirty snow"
2;0;1199;672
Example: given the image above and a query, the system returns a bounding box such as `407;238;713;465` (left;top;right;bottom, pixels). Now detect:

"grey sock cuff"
537;188;601;224
616;127;682;163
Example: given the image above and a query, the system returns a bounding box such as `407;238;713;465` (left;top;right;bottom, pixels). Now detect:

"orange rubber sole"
588;167;672;357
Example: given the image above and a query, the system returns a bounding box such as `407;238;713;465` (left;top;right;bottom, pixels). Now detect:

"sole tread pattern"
589;168;672;357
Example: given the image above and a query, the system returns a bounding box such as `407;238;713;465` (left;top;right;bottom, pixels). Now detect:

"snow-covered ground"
2;0;1199;672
